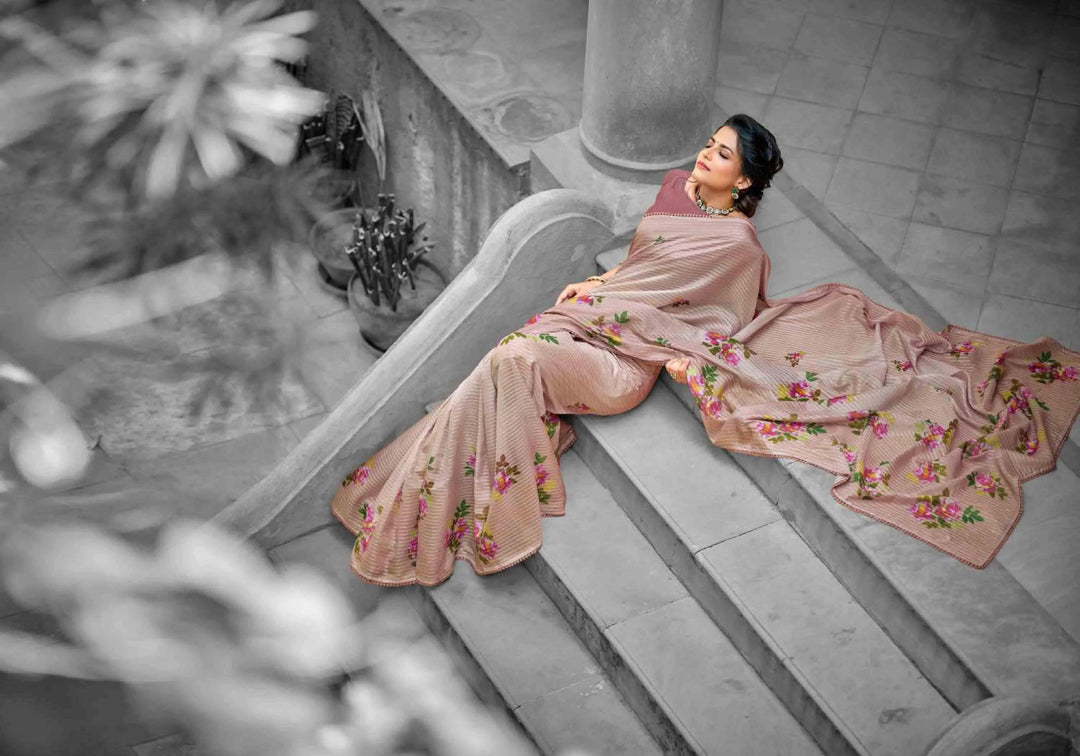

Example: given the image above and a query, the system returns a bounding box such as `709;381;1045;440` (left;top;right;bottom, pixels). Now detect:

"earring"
731;186;740;200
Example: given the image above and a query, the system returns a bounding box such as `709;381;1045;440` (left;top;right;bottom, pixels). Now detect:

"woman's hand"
555;278;601;306
665;357;690;384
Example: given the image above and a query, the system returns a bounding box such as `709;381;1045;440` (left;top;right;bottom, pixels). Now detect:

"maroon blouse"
644;169;710;217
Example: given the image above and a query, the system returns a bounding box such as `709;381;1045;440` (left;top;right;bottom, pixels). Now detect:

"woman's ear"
736;176;753;192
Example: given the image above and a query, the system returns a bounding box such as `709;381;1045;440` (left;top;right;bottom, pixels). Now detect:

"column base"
578;124;702;172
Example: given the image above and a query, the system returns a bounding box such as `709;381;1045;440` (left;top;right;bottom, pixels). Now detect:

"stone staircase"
223;190;1080;756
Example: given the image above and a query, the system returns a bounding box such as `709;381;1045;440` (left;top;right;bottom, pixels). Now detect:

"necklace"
695;187;737;216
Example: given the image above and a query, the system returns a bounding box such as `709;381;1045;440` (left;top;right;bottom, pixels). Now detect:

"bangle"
585;276;606;283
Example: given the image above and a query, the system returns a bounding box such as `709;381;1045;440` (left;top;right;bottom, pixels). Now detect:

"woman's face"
690;125;751;197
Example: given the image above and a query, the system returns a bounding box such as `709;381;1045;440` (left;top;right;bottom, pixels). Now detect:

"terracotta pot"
347;259;447;352
309;208;361;290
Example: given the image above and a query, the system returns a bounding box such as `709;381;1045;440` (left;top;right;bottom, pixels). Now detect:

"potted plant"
301;89;386;292
343;193;446;352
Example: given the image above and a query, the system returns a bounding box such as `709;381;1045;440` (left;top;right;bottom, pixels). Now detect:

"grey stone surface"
825;158;921;218
515;675;662;756
764;97;854;154
583;388;783;553
926;129;1022;188
607;596;822;756
124;426;304;521
841;113;936;171
700;520;955;756
539;451;687;629
987;238;1080;309
913;175;1010;236
857;67;951;124
580;0;722;168
827;205;909;265
793;14;883;65
775;53;870;110
758;217;856;296
780;461;1080;700
780;147;838;201
895;223;995;290
976;293;1078;351
427;564;601;709
874;27;959;80
996;464;1080;643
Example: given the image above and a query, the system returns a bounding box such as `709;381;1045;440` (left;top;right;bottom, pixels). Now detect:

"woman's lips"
696;160;710;172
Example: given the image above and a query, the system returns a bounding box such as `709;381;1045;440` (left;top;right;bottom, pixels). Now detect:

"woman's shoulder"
645;169;700;216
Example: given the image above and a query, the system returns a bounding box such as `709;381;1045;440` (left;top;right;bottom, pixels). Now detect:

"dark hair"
720;114;784;218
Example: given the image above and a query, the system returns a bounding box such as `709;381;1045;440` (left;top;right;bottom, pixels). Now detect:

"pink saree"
332;174;1080;586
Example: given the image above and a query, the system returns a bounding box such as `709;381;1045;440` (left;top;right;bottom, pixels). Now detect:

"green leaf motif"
537;333;559;344
613;311;630;324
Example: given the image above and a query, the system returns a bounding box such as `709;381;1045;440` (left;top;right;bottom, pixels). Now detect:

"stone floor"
2;0;1080;752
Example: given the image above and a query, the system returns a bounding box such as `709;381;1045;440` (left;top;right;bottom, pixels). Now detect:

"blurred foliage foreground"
0;1;539;754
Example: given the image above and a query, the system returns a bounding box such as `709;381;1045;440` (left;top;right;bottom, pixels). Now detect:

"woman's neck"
696;184;736;213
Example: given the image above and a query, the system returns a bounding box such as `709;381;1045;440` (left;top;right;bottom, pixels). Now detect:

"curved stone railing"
923;695;1079;756
214;189;615;549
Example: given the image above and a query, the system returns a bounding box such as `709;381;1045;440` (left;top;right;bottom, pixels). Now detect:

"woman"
333;114;1080;587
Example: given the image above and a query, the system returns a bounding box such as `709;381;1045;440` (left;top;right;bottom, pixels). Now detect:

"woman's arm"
554;262;622;305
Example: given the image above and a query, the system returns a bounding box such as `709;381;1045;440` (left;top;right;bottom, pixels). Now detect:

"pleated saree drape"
332;191;1080;587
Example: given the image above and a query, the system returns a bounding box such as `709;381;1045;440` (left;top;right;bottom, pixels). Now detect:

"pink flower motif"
688;373;707;398
951;341;974;355
976;379;989;395
920;423;946;450
526;313;542;324
467;453;477;469
574;295;594;305
1056;365;1078;382
407;536;418;561
601;322;622;343
872;421;889;439
418;492;428;517
1023;435;1039;456
755;420;780;438
1028;360;1052;375
535;465;549;488
973;471;996;495
841;447;857;465
966;440;991;458
936;498;962;520
492;470;514;495
719;343;741;365
994;351;1009;367
446;517;468;547
910;502;934;521
704;331;726;346
862;465;885;484
788;380;811;399
702;397;724;419
847;410;870;421
913;462;938;483
345;466;370;486
828;395;850;406
780;421;805;434
896;360;913;371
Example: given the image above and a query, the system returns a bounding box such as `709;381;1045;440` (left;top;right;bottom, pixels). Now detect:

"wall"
288;0;529;278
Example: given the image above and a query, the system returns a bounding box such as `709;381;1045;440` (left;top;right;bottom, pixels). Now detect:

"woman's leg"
331;332;661;587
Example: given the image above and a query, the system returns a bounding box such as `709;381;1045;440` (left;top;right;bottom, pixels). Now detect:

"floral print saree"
332;199;1080;587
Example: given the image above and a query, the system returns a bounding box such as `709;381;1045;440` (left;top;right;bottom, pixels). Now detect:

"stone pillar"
579;0;723;171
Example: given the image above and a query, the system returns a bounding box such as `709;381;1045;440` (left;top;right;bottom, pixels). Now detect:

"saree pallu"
333;210;1080;585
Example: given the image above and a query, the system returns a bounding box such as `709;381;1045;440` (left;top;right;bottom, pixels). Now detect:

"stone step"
526;450;822;756
570;388;956;756
267;524;656;756
594;249;1080;708
418;548;663;756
